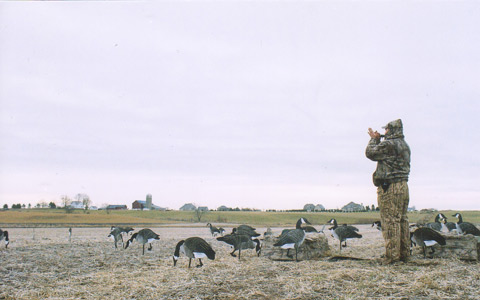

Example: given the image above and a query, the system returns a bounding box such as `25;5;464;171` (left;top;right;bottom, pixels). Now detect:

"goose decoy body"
108;227;124;249
410;227;446;258
274;218;312;261
111;226;134;235
125;228;160;255
328;219;362;251
0;229;9;248
207;223;221;236
437;213;456;233
279;217;312;237
425;214;442;232
216;234;261;259
231;226;261;237
452;213;480;236
173;237;215;268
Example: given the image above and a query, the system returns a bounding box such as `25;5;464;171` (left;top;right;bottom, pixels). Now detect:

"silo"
146;194;152;210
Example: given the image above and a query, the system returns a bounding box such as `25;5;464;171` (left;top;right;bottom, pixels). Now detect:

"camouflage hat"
382;119;403;130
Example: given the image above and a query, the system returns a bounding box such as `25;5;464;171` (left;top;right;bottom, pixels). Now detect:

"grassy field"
1;225;479;299
1;209;479;227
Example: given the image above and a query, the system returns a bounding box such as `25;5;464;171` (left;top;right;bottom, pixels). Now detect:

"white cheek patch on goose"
5;241;9;245
173;255;179;260
280;243;295;249
193;252;207;258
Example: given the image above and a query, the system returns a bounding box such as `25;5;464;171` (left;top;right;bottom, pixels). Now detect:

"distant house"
179;203;196;211
70;201;84;209
197;206;209;211
341;202;365;212
303;204;315;212
132;200;166;210
314;204;325;211
217;205;230;211
106;205;127;210
89;206;98;210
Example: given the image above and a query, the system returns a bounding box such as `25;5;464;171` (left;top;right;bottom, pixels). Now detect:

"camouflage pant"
377;181;410;263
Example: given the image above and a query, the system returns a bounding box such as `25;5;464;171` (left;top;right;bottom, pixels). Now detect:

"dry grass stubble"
0;225;478;299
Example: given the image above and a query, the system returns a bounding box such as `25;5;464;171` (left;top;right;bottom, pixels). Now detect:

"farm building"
105;205;127;210
303;203;326;212
69;201;84;209
341;202;365;212
132;200;165;210
179;203;196;211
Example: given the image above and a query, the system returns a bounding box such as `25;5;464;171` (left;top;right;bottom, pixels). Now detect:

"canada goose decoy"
410;227;446;258
0;229;9;248
274;218;312;261
452;213;480;236
125;228;160;255
279;217;311;237
206;223;221;237
437;213;456;233
216;234;261;259
328;219;362;251
372;221;382;231
173;237;215;268
111;226;134;235
425;214;442;232
218;227;226;236
108;227;125;249
264;227;273;237
231;226;261;237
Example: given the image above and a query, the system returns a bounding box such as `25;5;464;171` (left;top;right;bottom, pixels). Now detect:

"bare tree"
82;195;91;212
61;195;71;208
195;208;206;222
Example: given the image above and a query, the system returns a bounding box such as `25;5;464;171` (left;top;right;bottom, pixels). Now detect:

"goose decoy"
0;229;9;248
452;213;480;236
425;214;442;232
279;217;312;237
372;221;382;231
111;226;134;235
437;213;456;233
328;219;362;251
206;223;221;237
216;234;261;259
274;219;312;261
231;226;261;237
173;237;215;268
108;227;124;249
237;224;256;231
125;228;160;255
410;227;446;258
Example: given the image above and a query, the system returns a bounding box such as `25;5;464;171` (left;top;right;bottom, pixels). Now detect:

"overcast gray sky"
1;1;479;210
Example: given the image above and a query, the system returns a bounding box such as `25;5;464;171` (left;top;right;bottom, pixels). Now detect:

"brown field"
1;225;479;300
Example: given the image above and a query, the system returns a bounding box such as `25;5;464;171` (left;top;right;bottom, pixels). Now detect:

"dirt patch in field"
0;225;478;299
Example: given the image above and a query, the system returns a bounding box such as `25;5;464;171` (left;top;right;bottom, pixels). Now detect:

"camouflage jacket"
365;119;411;187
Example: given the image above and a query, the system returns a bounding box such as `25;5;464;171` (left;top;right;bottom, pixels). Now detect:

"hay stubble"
0;226;478;299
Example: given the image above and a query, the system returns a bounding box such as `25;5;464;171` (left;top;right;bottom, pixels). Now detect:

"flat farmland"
1;225;479;300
